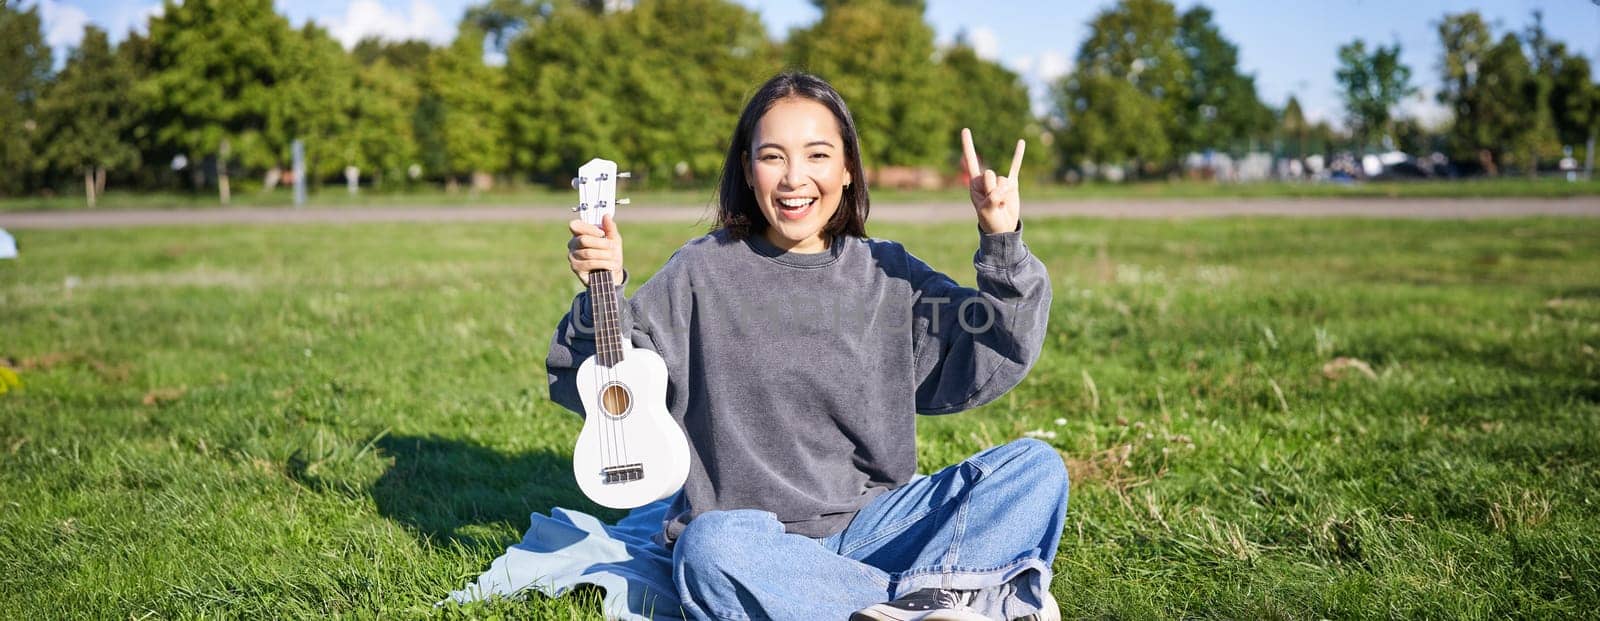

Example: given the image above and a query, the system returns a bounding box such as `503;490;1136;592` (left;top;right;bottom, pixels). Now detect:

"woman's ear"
741;151;753;188
844;168;852;189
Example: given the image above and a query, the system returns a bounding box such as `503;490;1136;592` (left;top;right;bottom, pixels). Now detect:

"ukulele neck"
589;269;625;367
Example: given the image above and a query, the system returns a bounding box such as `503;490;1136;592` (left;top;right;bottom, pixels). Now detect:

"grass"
1;215;1597;618
4;176;1600;212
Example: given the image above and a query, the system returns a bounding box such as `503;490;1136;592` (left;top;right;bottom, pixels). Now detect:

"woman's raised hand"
567;214;624;287
961;128;1025;235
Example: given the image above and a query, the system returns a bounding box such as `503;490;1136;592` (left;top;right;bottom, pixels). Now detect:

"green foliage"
1547;51;1597;150
291;24;359;180
1434;11;1592;174
1071;0;1189;148
1334;39;1415;151
1176;6;1272;155
424;24;510;179
505;0;776;184
347;61;422;185
3;0;1596;195
139;0;301;171
351;37;433;71
1053;0;1257;176
939;40;1032;175
1054;73;1170;170
1437;12;1496;164
0;2;51;195
33;26;140;189
789;0;950;167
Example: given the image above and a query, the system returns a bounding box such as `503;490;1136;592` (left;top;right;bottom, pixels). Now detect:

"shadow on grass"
367;435;625;546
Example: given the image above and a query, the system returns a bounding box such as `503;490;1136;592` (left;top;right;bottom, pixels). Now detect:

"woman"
548;72;1065;621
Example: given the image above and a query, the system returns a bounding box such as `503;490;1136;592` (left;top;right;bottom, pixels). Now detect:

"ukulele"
568;157;691;509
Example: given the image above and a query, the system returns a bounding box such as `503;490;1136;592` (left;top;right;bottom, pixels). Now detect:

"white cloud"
38;0;90;51
1036;50;1069;82
325;0;455;49
127;3;166;36
969;26;999;61
1011;55;1035;75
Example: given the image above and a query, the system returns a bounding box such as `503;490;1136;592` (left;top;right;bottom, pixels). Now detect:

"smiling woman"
547;71;1058;621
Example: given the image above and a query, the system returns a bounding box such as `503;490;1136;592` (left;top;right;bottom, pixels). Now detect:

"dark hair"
711;72;870;242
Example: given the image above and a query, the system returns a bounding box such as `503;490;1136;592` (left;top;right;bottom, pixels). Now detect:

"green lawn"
1;216;1597;618
4;176;1600;212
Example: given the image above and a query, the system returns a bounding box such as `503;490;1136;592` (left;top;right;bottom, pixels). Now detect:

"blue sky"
27;0;1600;128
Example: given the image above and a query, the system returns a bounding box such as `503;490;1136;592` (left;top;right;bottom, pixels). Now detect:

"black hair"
711;71;870;242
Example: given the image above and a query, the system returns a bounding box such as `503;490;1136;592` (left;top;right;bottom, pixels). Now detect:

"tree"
1176;5;1271;155
140;0;305;202
1072;0;1188;162
1436;11;1497;171
1280;96;1307;158
504;0;776;184
1053;73;1169;174
789;0;949;167
346;59;421;188
1518;11;1560;177
352;37;434;71
940;37;1032;178
504;5;617;180
1334;39;1415;152
0;3;52;195
287;23;358;185
424;22;510;186
34;26;140;206
1546;48;1595;147
616;0;779;181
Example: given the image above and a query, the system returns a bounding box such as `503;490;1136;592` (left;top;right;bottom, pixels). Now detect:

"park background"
2;0;1599;619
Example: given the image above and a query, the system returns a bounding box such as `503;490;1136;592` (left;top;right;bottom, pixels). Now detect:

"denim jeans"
671;438;1069;620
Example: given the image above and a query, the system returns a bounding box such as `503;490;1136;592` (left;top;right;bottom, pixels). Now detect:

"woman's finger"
961;128;981;178
983;169;997;201
568;219;602;238
571;235;610;251
1008;139;1026;182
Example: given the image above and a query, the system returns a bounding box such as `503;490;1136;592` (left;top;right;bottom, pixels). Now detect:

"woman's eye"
760;154;782;161
809;153;830;159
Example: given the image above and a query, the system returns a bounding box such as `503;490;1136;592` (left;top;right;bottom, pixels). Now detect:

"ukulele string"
582;175;616;471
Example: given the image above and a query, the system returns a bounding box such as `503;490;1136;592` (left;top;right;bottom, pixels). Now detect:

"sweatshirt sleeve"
908;220;1052;415
546;255;690;418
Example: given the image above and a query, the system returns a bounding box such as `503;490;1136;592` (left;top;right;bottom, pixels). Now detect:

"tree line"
1;0;1597;204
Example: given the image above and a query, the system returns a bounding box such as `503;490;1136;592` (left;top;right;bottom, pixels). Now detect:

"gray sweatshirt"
546;221;1052;546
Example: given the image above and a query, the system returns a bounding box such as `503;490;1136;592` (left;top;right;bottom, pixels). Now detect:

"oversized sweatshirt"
545;221;1052;547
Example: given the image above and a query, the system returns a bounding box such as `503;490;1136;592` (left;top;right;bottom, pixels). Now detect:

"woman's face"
745;97;852;253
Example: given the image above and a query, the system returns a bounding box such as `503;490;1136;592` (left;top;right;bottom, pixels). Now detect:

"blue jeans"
671;438;1069;620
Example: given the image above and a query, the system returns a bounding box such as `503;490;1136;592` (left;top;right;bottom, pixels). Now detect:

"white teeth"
779;198;815;208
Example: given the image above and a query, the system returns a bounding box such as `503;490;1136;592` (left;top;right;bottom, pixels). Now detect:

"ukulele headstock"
571;158;631;229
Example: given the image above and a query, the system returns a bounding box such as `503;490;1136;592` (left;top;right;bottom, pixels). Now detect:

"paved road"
3;198;1600;229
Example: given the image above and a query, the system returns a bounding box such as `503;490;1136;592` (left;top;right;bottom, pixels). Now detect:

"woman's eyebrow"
755;140;837;150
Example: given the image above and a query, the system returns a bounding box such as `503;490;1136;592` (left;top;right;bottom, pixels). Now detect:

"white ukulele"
569;157;691;509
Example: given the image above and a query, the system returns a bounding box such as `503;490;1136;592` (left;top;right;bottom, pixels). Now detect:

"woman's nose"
782;165;806;189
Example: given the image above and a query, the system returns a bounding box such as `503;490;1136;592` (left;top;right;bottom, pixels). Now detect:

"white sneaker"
850;588;993;621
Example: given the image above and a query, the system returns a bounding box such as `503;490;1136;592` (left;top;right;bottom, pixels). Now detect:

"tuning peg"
570;177;585;190
616;198;630;205
618;172;632;179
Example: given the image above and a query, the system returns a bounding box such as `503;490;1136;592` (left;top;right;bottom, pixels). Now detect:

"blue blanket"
440;495;686;620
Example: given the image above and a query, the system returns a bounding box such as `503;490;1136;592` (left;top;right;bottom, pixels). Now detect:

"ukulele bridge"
601;463;645;484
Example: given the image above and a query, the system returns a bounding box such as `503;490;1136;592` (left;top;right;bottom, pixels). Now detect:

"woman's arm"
907;221;1052;414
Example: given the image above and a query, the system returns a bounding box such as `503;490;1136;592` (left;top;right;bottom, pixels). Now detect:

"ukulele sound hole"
599;383;632;419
